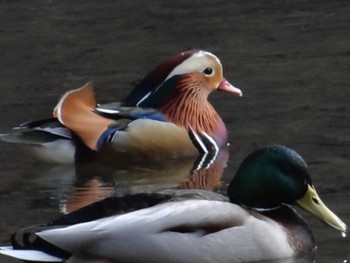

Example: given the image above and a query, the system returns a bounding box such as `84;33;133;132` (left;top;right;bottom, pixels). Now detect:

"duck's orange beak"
218;79;242;97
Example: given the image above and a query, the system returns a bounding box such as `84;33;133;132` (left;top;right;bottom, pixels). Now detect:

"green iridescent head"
228;145;347;232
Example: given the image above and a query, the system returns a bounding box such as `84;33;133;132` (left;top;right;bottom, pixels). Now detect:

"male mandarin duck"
0;145;346;263
0;49;242;163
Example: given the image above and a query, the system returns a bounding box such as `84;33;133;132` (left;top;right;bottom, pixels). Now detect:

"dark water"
0;1;349;262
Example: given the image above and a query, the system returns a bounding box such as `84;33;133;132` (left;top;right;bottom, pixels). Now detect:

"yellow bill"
297;184;347;232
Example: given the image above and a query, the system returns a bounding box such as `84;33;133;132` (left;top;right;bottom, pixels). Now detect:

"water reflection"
1;164;76;209
54;148;229;214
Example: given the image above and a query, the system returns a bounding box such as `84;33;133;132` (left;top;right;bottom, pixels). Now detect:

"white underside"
21;139;75;164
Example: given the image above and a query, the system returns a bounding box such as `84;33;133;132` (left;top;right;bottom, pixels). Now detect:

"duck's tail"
53;83;114;151
0;246;63;262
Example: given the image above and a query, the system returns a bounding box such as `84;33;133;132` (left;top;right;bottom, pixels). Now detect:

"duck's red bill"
218;79;242;97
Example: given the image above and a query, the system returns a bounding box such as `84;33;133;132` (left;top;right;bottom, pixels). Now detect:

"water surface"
0;1;349;262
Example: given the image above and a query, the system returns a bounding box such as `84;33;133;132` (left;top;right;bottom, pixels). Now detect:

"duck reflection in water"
64;147;229;213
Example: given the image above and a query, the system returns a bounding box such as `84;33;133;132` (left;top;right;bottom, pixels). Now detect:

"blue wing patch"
97;127;120;151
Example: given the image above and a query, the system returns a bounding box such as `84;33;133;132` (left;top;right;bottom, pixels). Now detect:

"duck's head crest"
123;49;241;107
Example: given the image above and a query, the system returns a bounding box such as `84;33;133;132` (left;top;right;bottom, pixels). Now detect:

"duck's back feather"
37;200;293;263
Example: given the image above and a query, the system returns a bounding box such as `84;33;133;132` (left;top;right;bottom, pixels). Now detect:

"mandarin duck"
0;145;346;263
0;50;242;163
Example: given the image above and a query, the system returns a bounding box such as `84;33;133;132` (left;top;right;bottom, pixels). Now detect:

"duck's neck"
158;84;227;147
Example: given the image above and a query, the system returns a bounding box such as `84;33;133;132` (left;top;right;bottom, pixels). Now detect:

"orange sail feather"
53;83;114;151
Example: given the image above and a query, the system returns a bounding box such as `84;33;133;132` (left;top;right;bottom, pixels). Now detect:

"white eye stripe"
164;51;220;82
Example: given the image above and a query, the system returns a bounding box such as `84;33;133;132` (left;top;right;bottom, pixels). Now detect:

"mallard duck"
0;145;346;262
0;49;242;163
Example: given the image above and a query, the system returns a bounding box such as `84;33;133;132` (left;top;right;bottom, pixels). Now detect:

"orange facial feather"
159;75;220;135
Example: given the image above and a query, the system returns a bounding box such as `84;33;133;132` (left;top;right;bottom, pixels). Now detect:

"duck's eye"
203;67;213;75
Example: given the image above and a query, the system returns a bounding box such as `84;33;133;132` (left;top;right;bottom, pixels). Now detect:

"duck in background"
0;145;346;263
0;49;242;164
